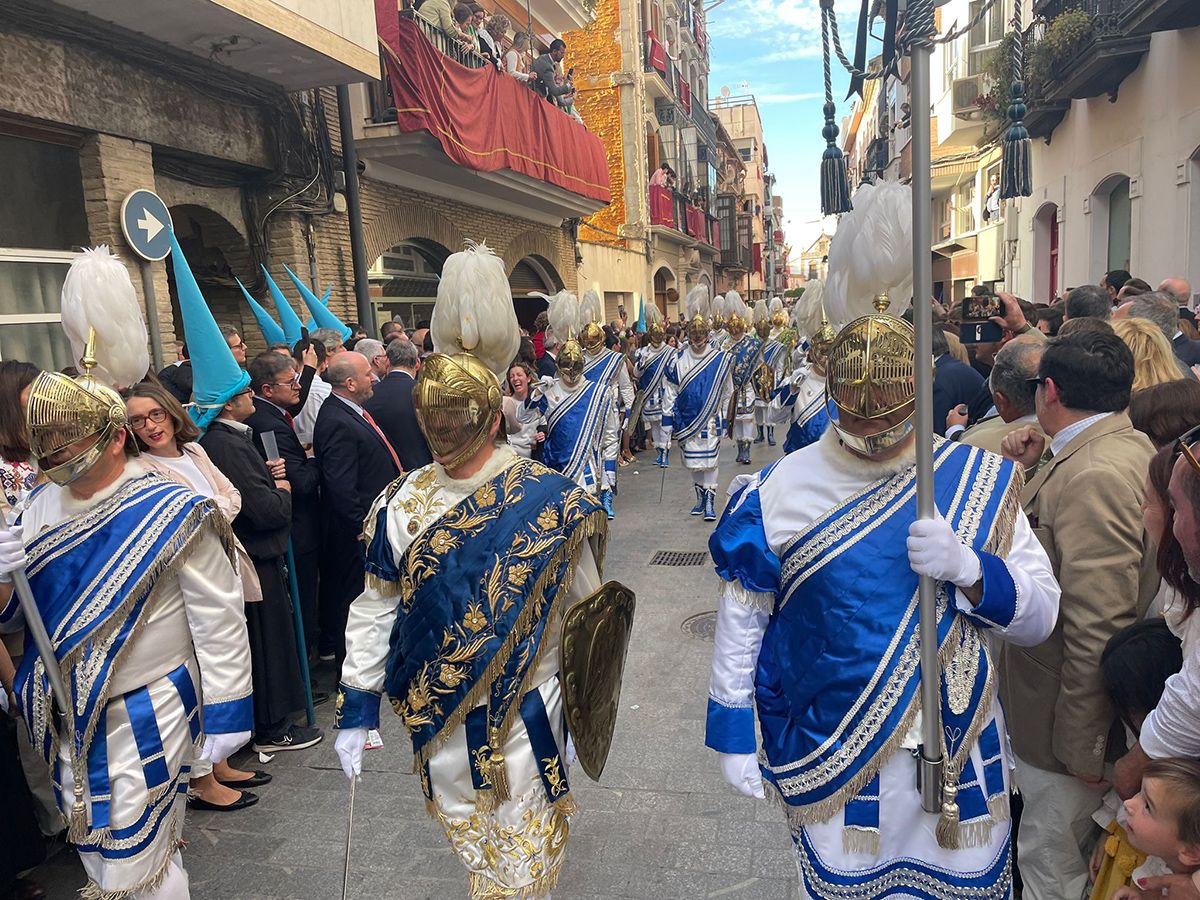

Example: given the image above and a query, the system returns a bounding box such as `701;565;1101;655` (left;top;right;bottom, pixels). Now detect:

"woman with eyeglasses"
124;382;270;812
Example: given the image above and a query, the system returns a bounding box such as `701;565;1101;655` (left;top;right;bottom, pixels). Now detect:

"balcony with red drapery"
371;0;611;212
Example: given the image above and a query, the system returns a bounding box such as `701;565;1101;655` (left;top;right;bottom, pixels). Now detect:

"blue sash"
762;340;785;369
637;345;672;395
543;382;612;487
583;349;623;388
381;459;605;792
759;441;1020;823
785;392;830;453
14;475;229;825
672;350;731;442
728;335;763;390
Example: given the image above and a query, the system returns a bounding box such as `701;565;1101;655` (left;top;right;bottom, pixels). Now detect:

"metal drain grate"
649;550;709;567
681;611;718;641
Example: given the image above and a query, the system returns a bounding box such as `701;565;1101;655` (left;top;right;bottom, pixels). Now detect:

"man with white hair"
353;338;389;382
1159;277;1193;309
1129;291;1200;367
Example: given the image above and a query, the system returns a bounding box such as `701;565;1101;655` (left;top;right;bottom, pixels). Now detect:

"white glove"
0;525;25;584
335;727;367;780
906;516;982;588
565;734;577;767
198;730;250;763
719;752;765;799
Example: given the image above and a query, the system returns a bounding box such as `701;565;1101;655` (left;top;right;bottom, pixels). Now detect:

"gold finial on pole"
873;292;891;314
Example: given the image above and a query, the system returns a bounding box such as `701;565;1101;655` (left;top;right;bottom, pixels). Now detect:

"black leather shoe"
216;770;273;789
187;790;259;812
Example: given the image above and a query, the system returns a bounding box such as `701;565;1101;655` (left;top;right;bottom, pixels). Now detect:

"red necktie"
362;409;403;474
285;411;295;429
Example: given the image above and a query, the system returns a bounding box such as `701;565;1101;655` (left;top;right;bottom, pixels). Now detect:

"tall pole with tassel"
1000;0;1032;200
902;0;947;824
819;0;853;216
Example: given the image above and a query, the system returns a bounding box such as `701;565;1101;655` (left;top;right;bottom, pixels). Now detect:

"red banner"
710;219;720;249
376;5;610;204
685;204;705;239
649;185;675;227
646;32;667;74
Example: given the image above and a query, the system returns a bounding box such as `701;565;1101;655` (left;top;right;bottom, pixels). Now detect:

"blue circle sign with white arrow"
120;190;173;261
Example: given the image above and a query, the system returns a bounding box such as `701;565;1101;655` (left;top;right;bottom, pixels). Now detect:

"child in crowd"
1090;620;1185;899
1111;760;1200;898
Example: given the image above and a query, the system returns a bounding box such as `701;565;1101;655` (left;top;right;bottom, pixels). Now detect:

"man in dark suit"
157;342;193;404
1126;292;1200;368
931;327;984;437
363;338;432;471
538;332;559;379
530;39;572;103
312;352;402;662
201;386;321;753
246;351;322;659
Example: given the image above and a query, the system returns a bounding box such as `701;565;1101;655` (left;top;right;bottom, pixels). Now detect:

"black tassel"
821;104;853;215
999;82;1032;200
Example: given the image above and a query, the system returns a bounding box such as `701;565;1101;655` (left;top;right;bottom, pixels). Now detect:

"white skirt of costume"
60;659;200;900
681;420;721;470
427;675;573;900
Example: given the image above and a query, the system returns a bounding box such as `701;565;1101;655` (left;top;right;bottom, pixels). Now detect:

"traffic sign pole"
139;260;165;372
119;189;174;373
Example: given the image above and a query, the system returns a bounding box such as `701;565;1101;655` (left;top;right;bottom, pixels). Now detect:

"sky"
705;0;856;255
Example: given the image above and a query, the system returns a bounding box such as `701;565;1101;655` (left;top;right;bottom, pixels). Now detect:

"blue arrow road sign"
120;190;173;261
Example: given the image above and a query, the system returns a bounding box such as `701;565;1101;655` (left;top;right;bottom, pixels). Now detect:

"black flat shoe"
216;770;273;789
187;790;259;812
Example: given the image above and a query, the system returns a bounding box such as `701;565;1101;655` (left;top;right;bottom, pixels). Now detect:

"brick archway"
502;227;566;274
362;201;465;268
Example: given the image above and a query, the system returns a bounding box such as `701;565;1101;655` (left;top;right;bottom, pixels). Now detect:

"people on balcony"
478;13;507;69
414;0;472;48
503;31;533;83
452;4;474;47
531;39;572;103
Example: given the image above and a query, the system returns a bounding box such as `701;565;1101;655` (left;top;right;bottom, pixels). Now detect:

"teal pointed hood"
260;266;305;345
283;264;351;341
168;230;250;431
237;278;286;345
304;286;332;332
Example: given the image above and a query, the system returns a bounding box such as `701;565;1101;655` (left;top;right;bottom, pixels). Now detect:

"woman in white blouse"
125;383;269;812
504;31;533;84
502;363;542;458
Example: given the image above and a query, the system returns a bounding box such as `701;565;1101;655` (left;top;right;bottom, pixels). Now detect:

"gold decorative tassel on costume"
487;744;510;802
67;776;89;844
935;778;961;850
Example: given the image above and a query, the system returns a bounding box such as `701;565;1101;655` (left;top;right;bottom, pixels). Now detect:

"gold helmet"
684;284;711;344
824;294;916;456
27;366;129;486
414;352;504;471
28;246;149;486
417;242;520;469
753;298;771;339
645;303;665;344
806;306;838;374
580;290;605;352
770;296;787;330
558;336;585;383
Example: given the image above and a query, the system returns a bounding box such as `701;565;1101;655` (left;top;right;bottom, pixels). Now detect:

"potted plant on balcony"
976;31;1020;140
1026;9;1093;92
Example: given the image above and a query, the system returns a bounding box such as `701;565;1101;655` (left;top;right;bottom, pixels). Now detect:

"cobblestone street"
32;439;801;900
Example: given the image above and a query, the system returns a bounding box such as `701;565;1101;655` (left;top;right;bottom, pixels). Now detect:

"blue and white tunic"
705;432;1059;899
664;345;732;471
0;461;252;899
520;379;618;494
634;342;675;424
770;367;830;454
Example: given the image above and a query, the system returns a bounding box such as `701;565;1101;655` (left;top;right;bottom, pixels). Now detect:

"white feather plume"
795;279;826;338
769;296;784;316
580;289;603;327
546;291;580;345
645;302;664;328
685;284;710;321
752;298;769;325
824;181;914;330
60;246;149;388
430;241;519;379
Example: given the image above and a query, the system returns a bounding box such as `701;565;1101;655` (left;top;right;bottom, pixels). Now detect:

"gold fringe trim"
981;462;1024;558
77;803;183;900
409;507;609;777
987;792;1011;823
475;787;498;814
365;572;400;599
842;826;880;856
553;793;579;817
467;855;564;900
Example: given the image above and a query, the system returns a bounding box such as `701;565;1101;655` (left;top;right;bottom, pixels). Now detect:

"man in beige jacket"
1001;330;1159;900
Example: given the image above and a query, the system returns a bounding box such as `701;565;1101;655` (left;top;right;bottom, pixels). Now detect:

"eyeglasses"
129;408;168;431
1174;423;1200;475
1025;377;1046;390
270;374;301;387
